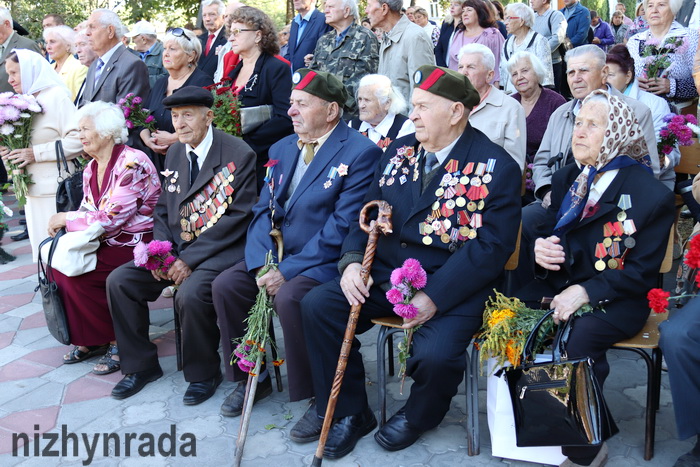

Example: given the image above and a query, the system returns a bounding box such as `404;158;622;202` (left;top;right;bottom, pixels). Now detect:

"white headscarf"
11;48;71;98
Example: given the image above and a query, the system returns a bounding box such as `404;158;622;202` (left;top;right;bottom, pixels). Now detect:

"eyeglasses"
168;28;192;42
229;28;257;37
505;16;521;21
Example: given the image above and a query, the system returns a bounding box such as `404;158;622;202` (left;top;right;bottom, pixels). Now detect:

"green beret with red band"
292;68;348;107
412;65;480;109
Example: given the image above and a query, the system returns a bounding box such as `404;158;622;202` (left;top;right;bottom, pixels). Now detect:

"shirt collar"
297;121;339;154
186;125;214;166
139;42;155;60
99;42;123;66
358;113;395;137
296;7;315;24
588;169;618;205
335;24;353;45
1;31;14;50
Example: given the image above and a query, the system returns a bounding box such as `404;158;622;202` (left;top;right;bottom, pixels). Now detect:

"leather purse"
55;140;85;213
36;235;70;345
239;105;272;135
505;310;619;447
39;222;104;277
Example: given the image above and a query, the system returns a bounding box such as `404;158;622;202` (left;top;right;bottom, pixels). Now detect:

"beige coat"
469;86;527;171
55;55;88;102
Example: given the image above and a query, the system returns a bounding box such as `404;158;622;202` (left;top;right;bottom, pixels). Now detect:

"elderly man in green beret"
293;65;522;458
212;69;382;417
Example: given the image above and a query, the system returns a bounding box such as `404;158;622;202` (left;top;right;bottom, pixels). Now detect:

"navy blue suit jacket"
244;121;382;283
342;126;522;318
285;9;331;72
197;29;228;79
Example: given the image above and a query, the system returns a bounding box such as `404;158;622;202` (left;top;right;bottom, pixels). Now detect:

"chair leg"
376;325;390;426
620;347;656;461
466;343;480;456
173;308;183;372
388;333;395;377
652;348;663;411
268;321;283;393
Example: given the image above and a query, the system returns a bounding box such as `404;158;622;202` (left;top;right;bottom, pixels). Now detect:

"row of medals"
594;209;636;271
179;168;235;242
421;164;493;246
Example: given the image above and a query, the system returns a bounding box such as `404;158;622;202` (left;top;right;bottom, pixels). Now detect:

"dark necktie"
189;151;200;187
424;151;438;174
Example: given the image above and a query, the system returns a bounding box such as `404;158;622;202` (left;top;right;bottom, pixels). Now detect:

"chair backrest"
660;225;675;274
505;222;522;271
676;140;700;176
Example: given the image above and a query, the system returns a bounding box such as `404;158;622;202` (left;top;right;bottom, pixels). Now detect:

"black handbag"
55;140;84;213
36;233;71;345
505;310;619;447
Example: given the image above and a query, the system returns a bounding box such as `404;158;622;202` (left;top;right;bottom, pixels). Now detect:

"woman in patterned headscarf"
521;90;674;467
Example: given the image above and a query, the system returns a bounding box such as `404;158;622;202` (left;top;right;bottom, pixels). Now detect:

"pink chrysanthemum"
133;242;149;267
148;240;172;256
390;267;405;286
386;288;404;305
394;303;419;319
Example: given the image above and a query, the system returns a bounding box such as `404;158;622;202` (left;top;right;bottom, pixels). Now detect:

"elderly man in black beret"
212;69;382;417
292;65;522;458
106;86;257;404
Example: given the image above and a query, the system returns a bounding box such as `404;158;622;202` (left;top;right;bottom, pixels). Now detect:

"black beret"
291;68;348;106
412;65;480;109
162;86;214;109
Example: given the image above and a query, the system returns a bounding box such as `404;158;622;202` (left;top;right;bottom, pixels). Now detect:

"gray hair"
163;28;202;64
358;74;407;115
505;3;535;29
611;10;624;18
0;7;11;25
379;0;404;13
565;44;606;69
643;0;683;16
93;9;127;40
202;0;225;16
458;43;495;71
76;101;128;145
506;51;547;84
43;26;77;54
340;0;360;22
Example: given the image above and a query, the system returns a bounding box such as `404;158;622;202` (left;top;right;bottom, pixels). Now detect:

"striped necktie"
93;59;105;84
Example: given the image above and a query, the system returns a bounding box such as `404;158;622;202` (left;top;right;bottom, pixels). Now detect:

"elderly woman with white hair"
349;74;415;150
499;2;553;94
140;27;212;173
628;0;699;108
458;43;526;170
47;101;161;375
0;49;81;257
44;25;88;101
508;51;565;163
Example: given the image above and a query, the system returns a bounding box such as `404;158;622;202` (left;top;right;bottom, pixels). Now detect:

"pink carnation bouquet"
133;240;176;274
658;113;699;163
117;93;156;132
385;258;427;391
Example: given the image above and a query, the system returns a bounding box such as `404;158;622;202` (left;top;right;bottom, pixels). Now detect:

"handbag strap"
37;230;65;283
55;140;69;178
520;309;575;364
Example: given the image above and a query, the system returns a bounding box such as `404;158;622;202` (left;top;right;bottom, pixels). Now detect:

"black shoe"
674;451;700;467
111;366;163;400
290;399;323;443
183;371;223;405
220;377;272;416
324;405;377;459
374;407;424;451
11;229;28;241
19;218;26;225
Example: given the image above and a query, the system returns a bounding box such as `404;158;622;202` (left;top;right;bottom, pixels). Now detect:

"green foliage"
7;0;94;39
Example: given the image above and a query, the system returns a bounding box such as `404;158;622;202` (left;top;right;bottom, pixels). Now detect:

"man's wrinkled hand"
402;291;438;328
340;262;374;306
256;268;286;296
167;258;191;285
534;235;566;271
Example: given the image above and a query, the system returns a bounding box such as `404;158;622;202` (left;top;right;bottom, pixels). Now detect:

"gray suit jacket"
0;33;41;93
79;44;150;107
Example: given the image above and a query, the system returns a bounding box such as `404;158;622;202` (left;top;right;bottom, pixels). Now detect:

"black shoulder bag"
36;233;71;345
55;141;85;213
505;310;618;447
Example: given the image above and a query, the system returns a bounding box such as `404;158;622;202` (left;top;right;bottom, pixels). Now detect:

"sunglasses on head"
168;27;192;42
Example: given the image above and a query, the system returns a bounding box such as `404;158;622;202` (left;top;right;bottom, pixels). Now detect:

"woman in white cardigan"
0;49;82;261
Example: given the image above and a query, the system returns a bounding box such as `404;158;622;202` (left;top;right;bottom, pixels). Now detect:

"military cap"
162;86;214;109
412;65;480;109
291;68;348;106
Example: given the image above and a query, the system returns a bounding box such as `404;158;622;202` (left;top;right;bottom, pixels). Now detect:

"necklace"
244;73;258;92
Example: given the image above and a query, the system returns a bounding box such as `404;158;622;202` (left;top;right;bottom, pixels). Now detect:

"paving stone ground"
0;192;691;466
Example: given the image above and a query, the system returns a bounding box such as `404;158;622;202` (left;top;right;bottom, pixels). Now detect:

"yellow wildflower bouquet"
478;292;555;374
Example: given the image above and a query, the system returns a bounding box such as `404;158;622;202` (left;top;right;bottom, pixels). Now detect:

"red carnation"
685;235;700;269
647;288;670;314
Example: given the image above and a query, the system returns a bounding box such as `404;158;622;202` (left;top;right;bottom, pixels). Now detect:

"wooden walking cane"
311;200;393;467
234;228;284;467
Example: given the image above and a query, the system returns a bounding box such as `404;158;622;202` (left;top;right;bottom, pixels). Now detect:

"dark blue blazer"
434;20;455;67
342;126;522;318
523;163;674;336
285;9;332;72
244;121;382;283
197;29;228;79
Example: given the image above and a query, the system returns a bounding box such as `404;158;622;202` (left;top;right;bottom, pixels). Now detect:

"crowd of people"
1;0;700;465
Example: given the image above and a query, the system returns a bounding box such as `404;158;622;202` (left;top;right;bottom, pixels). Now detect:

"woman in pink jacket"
47;101;161;375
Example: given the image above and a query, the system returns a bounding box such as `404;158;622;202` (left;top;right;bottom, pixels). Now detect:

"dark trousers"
106;262;222;382
301;277;482;430
552;60;564;95
660;298;700;440
511;200;553;292
212;261;320;401
561;313;629;461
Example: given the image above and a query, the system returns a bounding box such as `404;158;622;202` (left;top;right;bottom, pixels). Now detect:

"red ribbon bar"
295;70;317;90
419;68;446;91
595;242;607;258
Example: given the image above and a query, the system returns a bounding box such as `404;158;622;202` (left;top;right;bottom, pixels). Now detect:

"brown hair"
229;6;279;56
460;0;496;30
